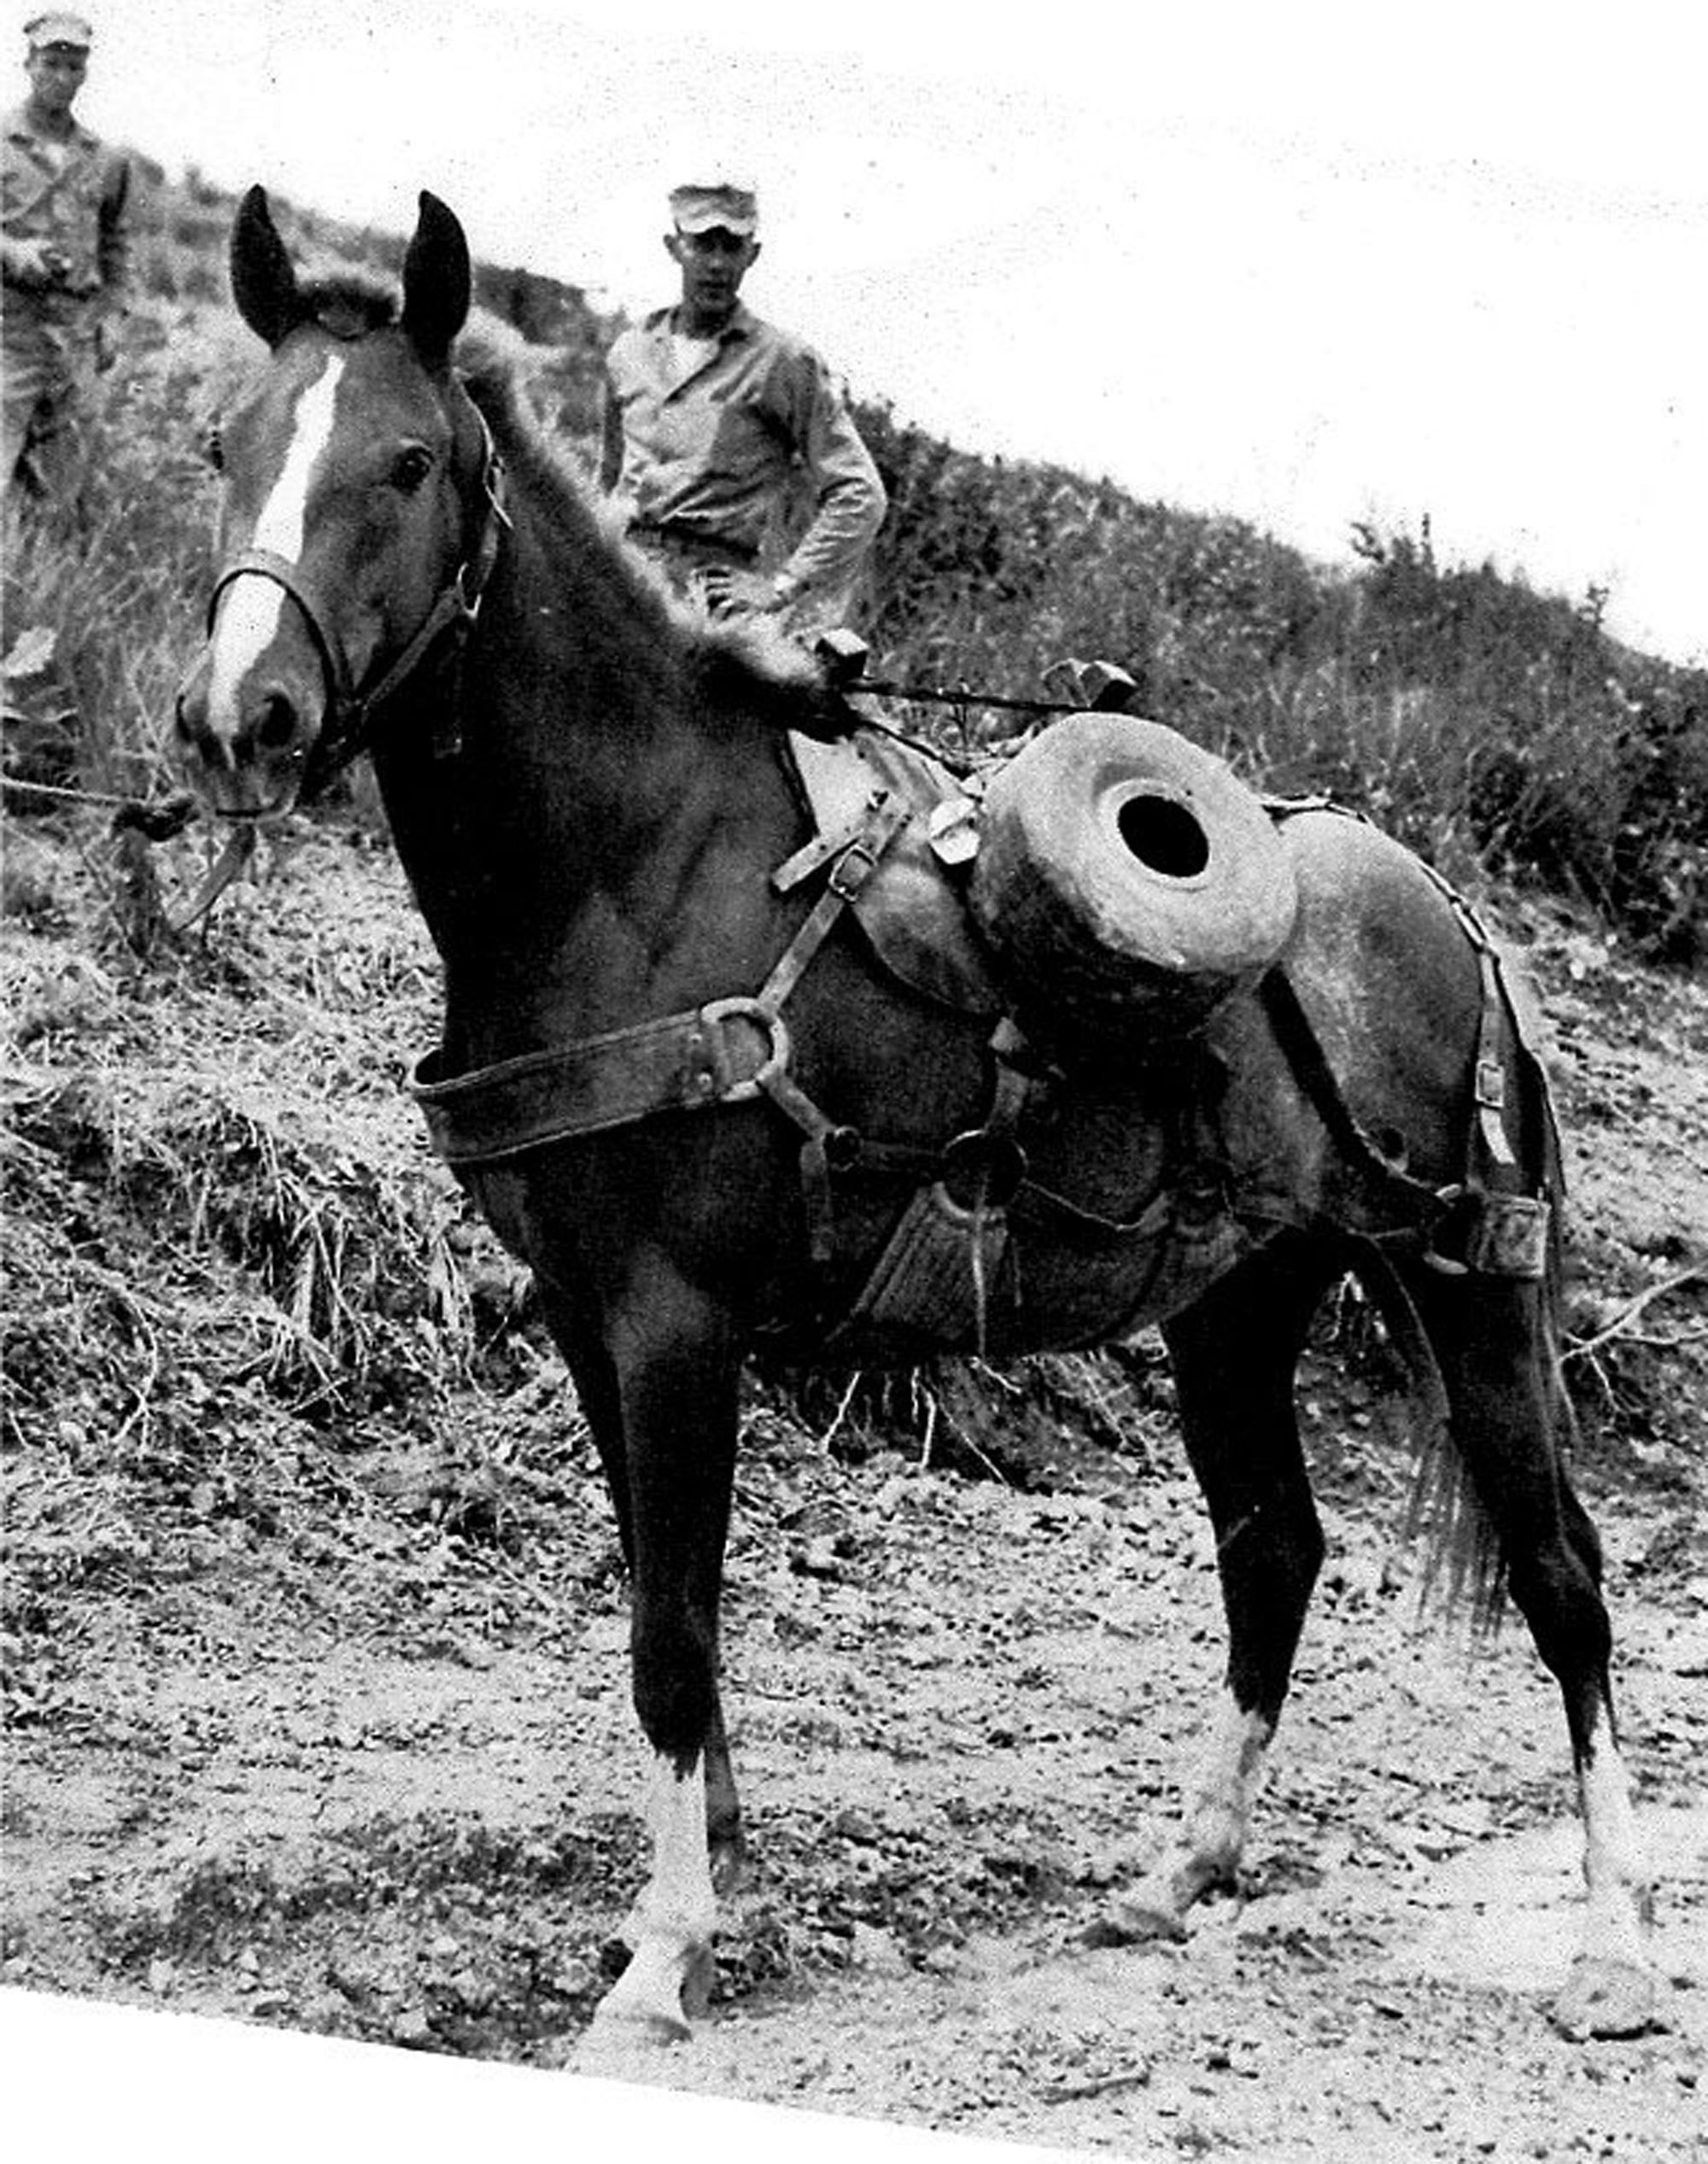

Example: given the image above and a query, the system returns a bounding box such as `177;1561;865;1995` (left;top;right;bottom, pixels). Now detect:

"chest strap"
412;790;910;1184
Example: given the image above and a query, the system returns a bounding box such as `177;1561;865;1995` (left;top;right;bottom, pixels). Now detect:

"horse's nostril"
256;692;299;751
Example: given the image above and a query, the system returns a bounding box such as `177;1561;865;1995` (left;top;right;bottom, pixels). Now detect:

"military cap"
669;179;757;237
26;10;93;48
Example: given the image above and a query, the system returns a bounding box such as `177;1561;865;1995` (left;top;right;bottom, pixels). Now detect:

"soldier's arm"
771;346;887;606
96;149;132;310
598;372;625;494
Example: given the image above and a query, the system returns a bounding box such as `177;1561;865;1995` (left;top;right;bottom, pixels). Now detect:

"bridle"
202;393;510;798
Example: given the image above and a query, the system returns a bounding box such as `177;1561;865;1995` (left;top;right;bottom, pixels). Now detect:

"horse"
173;187;1659;2058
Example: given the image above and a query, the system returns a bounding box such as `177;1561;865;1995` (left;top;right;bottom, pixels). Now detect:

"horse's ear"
231;185;303;348
401;191;471;367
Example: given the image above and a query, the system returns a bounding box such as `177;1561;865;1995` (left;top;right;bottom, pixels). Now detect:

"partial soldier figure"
600;173;886;640
3;11;132;516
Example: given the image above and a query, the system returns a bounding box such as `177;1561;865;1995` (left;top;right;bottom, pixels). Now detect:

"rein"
203;403;510;800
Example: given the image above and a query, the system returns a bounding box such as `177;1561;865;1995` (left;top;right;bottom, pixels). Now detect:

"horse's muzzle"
173;643;319;817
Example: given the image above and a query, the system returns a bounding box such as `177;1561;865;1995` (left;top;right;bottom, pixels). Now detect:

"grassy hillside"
3;160;1704;960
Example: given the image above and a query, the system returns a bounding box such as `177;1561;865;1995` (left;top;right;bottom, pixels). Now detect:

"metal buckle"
939;1126;1028;1211
698;997;791;1103
828;839;879;902
1464;1192;1551;1279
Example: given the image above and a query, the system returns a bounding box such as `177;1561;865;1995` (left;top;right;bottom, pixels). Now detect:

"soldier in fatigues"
3;12;132;512
600;175;886;639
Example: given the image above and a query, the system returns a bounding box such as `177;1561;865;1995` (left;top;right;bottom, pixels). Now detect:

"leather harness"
201;403;1549;1304
411;740;1557;1302
204;406;511;798
413;777;933;1266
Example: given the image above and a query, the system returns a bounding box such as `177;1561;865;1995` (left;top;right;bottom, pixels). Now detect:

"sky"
51;0;1708;664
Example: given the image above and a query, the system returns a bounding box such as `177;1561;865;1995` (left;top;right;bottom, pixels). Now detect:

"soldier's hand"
6;237;64;290
95;318;122;374
699;567;791;619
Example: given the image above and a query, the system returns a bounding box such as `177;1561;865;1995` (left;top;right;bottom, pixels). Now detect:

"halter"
203;398;510;798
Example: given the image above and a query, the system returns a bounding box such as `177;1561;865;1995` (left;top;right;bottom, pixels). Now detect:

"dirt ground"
3;828;1705;2161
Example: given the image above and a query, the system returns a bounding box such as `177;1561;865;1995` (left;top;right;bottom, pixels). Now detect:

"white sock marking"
1578;1718;1651;1966
597;1748;716;2034
1183;1687;1272;1869
631;1748;715;1945
207;354;344;735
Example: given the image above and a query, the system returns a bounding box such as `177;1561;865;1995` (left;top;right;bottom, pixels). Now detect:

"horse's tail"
1369;933;1573;1637
1354;1243;1506;1638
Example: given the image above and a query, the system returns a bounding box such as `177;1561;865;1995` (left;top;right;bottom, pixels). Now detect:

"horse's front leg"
537;1274;748;1907
577;1254;742;2053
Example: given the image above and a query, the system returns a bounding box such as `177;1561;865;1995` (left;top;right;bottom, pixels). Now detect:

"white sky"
50;0;1708;664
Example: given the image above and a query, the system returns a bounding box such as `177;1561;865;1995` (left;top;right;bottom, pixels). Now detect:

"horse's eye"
203;422;225;472
392;444;435;492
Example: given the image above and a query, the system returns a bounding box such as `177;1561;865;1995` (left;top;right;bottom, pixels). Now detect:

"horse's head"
176;187;500;817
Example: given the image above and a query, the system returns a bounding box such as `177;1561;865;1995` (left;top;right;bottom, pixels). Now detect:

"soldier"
600;174;886;638
3;11;132;512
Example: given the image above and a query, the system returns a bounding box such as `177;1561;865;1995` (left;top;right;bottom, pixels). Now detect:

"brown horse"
174;188;1658;2056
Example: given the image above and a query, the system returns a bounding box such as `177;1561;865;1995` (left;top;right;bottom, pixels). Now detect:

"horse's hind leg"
1095;1234;1342;1944
1409;1263;1659;2038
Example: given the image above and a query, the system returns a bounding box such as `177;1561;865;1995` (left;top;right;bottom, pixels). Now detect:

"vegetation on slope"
5;159;1704;955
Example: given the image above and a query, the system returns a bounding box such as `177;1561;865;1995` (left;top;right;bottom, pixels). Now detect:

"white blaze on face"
206;352;346;737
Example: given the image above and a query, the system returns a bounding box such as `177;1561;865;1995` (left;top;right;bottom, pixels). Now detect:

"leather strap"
414;997;787;1166
412;789;910;1172
1258;967;1459;1222
208;547;359;709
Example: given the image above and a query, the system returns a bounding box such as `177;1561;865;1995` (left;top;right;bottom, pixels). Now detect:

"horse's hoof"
570;2003;693;2074
680;1943;717;2021
709;1839;749;1899
1083;1898;1189;1949
1550;1956;1666;2041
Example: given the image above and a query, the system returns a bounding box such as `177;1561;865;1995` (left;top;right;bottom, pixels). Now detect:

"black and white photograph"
3;4;1705;2157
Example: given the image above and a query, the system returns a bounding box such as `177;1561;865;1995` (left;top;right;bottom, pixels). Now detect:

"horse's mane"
296;272;403;343
453;314;846;734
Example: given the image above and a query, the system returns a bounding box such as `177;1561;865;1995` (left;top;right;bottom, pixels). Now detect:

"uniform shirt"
601;301;886;605
1;101;131;329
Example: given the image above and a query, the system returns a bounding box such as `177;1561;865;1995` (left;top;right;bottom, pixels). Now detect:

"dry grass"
0;817;501;1719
